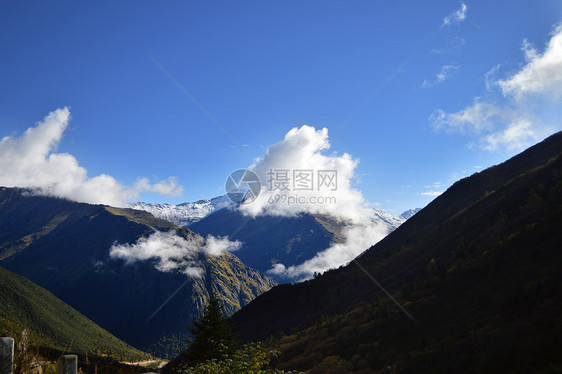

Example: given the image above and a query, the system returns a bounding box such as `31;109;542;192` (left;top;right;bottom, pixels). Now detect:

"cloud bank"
0;108;183;206
499;30;562;100
237;125;389;280
269;223;387;281
241;125;371;224
109;230;241;277
431;23;562;151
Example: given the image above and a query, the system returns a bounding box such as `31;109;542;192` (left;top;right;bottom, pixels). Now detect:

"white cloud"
485;64;501;91
134;177;183;198
420;181;444;197
235;125;389;280
203;235;242;256
423;64;460;88
482;118;537;151
109;230;241;277
240;125;371;224
430;24;562;152
430;100;507;133
431;100;543;151
268;223;388;281
498;25;562;101
424;182;443;189
442;3;467;27
0;108;183;206
437;64;460;82
420;190;443;197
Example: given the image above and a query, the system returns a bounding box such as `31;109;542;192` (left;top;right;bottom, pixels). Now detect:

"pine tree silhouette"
182;293;238;365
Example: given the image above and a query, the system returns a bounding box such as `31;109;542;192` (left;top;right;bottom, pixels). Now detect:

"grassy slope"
104;206;177;230
0;265;149;361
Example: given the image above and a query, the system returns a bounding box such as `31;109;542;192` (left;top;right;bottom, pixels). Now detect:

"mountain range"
129;196;417;228
398;207;421;220
128;196;232;227
228;131;562;373
3;129;560;372
188;207;414;282
0;188;275;358
0;183;418;360
130;197;417;282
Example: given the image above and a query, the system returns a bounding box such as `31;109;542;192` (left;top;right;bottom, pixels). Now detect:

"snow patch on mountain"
400;208;422;220
130;195;419;235
372;208;406;231
128;196;232;226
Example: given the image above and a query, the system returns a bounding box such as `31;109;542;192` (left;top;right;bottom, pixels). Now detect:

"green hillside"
0;265;148;362
0;188;275;358
230;132;562;373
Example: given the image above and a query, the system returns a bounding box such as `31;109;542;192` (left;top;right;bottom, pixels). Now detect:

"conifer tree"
182;293;238;365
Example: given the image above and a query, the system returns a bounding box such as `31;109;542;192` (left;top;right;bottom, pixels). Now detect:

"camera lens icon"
225;169;261;204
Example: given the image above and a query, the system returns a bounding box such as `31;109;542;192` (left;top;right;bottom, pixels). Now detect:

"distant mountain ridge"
399;207;421;220
129;196;417;229
188;206;411;282
0;188;275;358
128;196;232;226
130;197;415;282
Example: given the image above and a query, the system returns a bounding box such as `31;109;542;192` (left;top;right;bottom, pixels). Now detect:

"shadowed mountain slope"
189;209;335;281
0;265;149;361
0;188;275;358
188;207;404;283
229;132;562;372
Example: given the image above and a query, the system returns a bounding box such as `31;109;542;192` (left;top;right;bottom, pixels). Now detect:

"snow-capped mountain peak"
400;208;422;220
130;195;420;232
371;208;406;231
128;195;232;227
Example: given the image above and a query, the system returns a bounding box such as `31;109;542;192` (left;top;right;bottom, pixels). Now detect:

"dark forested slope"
230;133;562;373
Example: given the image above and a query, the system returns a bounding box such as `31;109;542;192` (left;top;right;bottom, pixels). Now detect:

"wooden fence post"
0;338;14;374
57;354;77;374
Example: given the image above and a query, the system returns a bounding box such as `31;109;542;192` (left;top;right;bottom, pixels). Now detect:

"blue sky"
1;1;561;214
